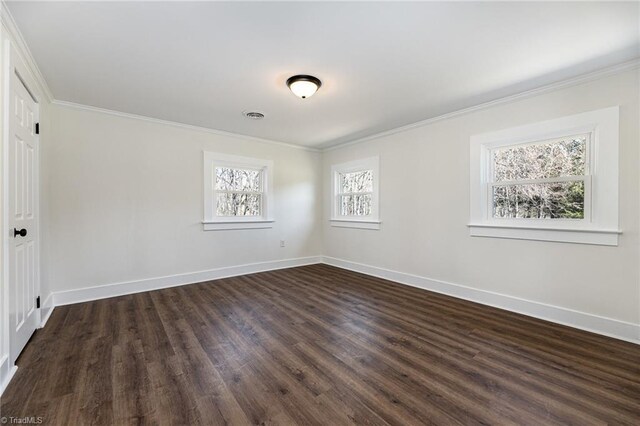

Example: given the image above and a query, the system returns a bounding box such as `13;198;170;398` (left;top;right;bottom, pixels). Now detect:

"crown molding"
2;0;636;153
0;1;53;103
48;56;640;154
0;3;316;152
52;59;640;154
322;58;640;152
52;100;321;153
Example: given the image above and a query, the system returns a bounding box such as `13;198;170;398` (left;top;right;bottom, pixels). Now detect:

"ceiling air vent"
243;111;265;120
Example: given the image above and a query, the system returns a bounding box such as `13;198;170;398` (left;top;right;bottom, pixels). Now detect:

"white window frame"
330;156;380;230
202;152;274;231
469;106;620;246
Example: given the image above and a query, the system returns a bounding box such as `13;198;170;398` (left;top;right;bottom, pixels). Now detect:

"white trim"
11;255;636;362
53;256;322;306
0;34;8;405
203;152;274;229
202;220;274;231
0;0;633;156
0;3;53;102
468;224;620;246
331;156;380;226
6;28;634;156
469;106;620;245
321;58;640;151
52;100;320;153
0;3;52;399
0;362;17;397
321;256;640;345
50;60;640;153
39;292;54;328
2;35;44;372
330;219;381;230
2;258;324;394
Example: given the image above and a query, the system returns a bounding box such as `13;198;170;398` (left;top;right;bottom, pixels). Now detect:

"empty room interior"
0;1;639;424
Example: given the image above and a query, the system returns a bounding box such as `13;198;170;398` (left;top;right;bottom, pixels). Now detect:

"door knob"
13;228;27;237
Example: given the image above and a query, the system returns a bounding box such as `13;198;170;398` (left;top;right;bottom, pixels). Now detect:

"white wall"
323;70;640;334
44;104;323;296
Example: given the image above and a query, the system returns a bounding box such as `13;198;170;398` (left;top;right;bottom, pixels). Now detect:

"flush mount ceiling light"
286;75;322;99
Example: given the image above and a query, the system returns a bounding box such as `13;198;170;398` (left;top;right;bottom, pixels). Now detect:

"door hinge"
36;296;41;309
35;122;39;135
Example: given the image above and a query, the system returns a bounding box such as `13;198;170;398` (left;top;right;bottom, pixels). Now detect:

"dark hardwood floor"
2;264;639;425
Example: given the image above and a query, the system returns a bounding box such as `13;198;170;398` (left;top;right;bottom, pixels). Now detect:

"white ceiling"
7;1;639;148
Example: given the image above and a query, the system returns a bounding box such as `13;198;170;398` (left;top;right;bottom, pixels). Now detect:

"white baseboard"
0;355;17;397
0;256;319;396
39;292;54;328
40;254;638;345
322;256;640;345
53;256;322;306
7;253;631;401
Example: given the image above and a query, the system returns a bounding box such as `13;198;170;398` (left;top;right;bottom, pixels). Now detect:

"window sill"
468;223;621;246
330;219;381;230
203;220;274;231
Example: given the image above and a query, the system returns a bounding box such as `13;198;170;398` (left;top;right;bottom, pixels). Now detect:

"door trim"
2;38;41;366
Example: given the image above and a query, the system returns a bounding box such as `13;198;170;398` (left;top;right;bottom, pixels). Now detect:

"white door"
7;65;39;364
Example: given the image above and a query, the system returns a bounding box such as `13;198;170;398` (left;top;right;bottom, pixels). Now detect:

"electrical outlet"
280;240;285;248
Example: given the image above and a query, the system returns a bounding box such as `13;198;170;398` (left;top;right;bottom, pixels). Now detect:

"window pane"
493;181;584;219
493;136;586;182
216;193;261;216
215;167;261;192
340;194;372;216
340;170;373;193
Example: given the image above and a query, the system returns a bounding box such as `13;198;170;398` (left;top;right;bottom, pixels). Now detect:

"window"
491;135;589;220
339;170;373;216
469;107;619;245
331;157;380;229
215;167;262;217
203;152;273;230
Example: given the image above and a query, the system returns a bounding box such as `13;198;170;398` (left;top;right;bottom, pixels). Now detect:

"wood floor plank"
1;264;638;425
236;273;549;424
260;268;635;421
